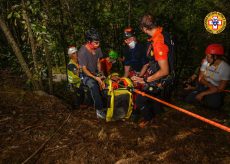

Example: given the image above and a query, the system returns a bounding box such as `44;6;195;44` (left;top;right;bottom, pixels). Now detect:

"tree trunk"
0;17;40;90
41;0;53;94
21;0;43;90
128;0;131;27
21;0;38;72
58;0;69;83
44;45;53;94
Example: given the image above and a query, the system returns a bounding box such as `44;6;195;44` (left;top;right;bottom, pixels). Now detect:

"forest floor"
0;70;230;164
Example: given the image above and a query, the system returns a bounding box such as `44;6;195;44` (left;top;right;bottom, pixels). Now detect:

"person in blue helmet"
122;27;149;78
78;28;106;119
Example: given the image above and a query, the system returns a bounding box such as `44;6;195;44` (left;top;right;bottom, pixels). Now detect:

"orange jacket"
148;27;169;61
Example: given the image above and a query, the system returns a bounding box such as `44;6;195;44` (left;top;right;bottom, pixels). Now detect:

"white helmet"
68;47;77;55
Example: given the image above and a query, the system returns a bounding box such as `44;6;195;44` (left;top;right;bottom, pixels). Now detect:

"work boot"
130;110;141;122
96;110;106;119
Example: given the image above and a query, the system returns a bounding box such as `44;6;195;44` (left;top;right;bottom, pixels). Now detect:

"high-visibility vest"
67;59;81;88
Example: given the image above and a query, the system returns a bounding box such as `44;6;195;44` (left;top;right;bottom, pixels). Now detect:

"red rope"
134;89;230;133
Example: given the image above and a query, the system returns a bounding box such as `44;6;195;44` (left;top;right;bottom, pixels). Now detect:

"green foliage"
1;0;230;91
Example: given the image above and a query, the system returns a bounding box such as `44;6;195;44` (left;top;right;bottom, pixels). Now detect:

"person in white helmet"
67;46;84;109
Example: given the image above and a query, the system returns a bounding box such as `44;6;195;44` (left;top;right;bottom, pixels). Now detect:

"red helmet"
205;44;224;55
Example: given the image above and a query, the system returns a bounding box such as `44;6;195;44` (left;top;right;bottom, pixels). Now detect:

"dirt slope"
0;71;229;164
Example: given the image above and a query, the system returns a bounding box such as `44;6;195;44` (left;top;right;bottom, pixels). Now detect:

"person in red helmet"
185;44;230;109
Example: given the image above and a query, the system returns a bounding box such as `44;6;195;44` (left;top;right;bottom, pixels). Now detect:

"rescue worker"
67;46;84;109
122;27;148;78
132;14;172;128
100;49;120;76
185;44;230;109
78;28;106;119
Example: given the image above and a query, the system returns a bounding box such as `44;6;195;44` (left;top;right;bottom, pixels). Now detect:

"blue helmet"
85;28;100;42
